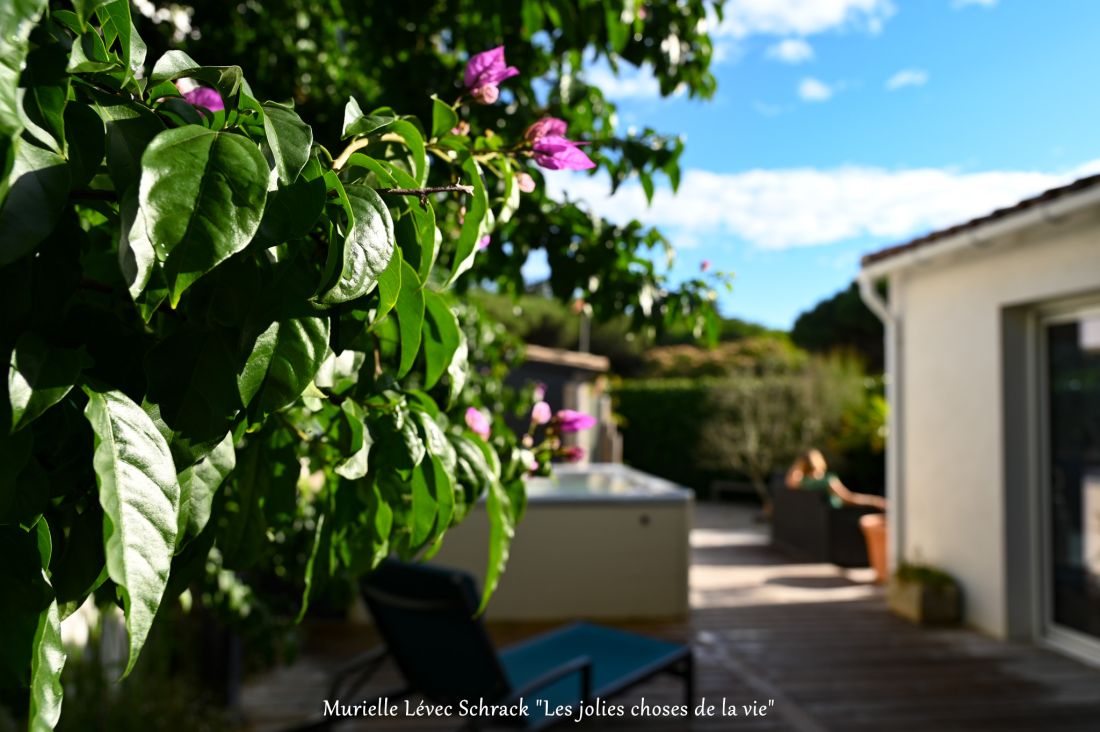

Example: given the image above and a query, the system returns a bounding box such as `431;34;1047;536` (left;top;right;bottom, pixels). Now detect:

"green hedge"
614;379;729;492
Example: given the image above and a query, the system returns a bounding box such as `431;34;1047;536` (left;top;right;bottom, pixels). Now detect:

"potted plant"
888;563;962;625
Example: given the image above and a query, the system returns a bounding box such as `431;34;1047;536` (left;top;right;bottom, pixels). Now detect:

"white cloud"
715;0;895;38
766;38;815;64
885;69;929;90
584;65;661;101
546;160;1100;251
798;77;834;101
952;0;997;8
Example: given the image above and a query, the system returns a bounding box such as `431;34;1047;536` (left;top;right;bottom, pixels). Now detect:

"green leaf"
334;401;371;480
18;43;69;154
446;155;488;285
137;126;268;305
28;598;65;732
262;101;312;184
376;160;438;282
0;522;52;694
118;186;155;299
446;330;469;406
96;0;146;86
341;96;396;139
393;259;424;378
145;327;242;441
178;431;235;539
422;454;454;550
83;388;181;678
317;184;395;304
479;477;515;615
95;99;164;194
50;504;107;617
373;243;402;325
388;119;427;186
0;427;48;528
67;27;115;73
409;461;435;548
8;333;83;432
430;96;458;139
63;102;105;188
238;316;330;414
422;292;460;390
256;156;326;244
0;138;70;265
72;0;110;25
217;431;297;569
0;0;48;138
295;514;324;622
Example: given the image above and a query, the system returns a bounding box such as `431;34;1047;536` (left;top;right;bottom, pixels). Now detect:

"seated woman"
785;448;886;511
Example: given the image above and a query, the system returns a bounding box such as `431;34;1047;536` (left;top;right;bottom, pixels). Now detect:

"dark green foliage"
0;3;729;728
791;282;885;372
138;0;727;330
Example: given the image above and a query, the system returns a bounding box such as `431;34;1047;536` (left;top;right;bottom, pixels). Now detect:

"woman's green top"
800;472;844;509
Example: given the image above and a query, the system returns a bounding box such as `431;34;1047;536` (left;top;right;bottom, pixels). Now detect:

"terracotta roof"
861;172;1100;268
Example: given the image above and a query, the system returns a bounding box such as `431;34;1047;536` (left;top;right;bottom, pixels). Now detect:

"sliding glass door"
1043;306;1100;655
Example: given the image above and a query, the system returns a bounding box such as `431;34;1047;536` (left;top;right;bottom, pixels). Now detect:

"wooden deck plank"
239;503;1100;731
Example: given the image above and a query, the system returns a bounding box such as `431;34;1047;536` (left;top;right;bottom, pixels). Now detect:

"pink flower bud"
701;260;711;273
465;407;491;439
531;401;552;425
451;120;471;136
471;84;500;105
532;383;547;401
561;446;585;463
516;171;536;193
477;235;491;250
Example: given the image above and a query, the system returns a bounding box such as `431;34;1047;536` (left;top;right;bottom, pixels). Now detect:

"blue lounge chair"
353;559;694;730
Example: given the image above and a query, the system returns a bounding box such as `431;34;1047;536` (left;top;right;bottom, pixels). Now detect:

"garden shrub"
0;3;729;728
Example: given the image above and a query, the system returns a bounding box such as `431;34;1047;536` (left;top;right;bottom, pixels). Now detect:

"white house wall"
898;208;1100;637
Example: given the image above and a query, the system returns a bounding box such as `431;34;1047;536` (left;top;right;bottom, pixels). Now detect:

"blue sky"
536;0;1100;329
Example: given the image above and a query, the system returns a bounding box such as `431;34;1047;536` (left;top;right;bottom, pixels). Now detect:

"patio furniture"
357;559;695;730
771;484;879;567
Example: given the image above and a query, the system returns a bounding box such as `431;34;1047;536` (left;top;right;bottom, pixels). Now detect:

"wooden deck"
240;504;1100;731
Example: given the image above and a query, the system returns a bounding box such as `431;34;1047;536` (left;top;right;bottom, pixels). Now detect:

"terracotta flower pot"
859;513;888;583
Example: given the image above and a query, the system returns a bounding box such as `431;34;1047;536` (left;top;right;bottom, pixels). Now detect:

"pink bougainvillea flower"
175;80;224;114
477;235;491;250
470;84;500;104
451;120;471;136
516;171;536;193
465;407;491;439
531;401;552;425
561;445;586;463
532;135;595;171
524;116;568;142
553;409;597;433
532;382;547;401
464;46;518;104
701;260;711;273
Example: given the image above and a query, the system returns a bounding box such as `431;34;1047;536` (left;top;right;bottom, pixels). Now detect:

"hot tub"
427;463;693;621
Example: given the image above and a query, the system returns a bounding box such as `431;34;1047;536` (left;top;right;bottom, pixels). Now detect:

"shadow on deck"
241;503;1100;731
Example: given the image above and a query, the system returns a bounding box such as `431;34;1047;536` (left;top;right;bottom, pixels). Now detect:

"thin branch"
377;184;473;197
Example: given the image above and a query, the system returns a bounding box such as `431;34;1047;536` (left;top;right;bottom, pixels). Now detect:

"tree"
0;2;726;728
695;357;866;511
791;281;885;372
137;0;727;338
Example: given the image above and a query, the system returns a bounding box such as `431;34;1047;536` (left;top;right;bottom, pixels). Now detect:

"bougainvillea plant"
0;1;632;726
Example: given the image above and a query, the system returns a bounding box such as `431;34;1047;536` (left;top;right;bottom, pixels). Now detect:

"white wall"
896;207;1100;636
